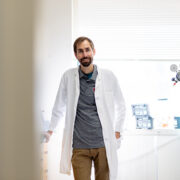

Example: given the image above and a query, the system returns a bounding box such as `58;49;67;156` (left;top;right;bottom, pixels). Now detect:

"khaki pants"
71;147;109;180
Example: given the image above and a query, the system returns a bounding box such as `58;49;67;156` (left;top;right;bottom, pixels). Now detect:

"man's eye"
86;48;90;52
78;50;83;53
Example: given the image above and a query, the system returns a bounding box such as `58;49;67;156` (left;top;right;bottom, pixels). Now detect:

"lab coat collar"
74;64;101;80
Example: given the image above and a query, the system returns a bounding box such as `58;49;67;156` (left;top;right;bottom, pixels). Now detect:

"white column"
0;1;39;180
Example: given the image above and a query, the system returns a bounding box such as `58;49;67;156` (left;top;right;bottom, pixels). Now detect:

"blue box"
174;117;180;129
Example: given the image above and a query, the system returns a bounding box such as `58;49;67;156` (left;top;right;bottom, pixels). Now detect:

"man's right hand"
44;130;53;143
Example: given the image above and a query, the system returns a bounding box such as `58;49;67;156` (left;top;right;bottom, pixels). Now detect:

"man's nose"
82;51;88;57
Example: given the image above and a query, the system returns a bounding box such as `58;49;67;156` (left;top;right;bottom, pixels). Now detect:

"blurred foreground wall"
0;0;39;180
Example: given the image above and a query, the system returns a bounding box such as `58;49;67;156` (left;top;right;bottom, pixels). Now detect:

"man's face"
75;40;95;67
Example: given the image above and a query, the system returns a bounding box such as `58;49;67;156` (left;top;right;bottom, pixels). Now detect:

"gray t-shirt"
72;65;105;149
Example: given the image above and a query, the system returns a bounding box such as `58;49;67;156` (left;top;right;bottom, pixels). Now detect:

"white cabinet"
118;130;180;180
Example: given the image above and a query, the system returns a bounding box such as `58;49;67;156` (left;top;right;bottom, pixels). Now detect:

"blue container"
132;104;153;129
174;117;180;129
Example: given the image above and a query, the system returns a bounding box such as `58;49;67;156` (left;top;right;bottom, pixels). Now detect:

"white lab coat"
49;66;126;180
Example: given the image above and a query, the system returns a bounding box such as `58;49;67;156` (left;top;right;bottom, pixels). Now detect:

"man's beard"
80;57;93;67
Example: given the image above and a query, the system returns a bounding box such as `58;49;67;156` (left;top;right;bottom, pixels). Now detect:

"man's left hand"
115;132;120;139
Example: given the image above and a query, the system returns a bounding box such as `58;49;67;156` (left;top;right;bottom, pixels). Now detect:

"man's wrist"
115;131;120;139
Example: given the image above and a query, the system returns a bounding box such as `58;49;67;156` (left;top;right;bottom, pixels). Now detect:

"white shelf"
123;129;180;136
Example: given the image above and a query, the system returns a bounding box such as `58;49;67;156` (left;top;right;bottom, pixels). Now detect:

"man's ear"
93;48;96;56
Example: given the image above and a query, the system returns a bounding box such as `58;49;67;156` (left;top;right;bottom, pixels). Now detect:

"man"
46;37;126;180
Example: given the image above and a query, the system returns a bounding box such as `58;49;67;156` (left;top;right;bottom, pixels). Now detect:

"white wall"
75;0;180;60
34;0;74;179
34;0;74;114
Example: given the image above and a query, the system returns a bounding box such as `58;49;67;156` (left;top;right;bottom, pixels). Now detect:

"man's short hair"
73;36;94;53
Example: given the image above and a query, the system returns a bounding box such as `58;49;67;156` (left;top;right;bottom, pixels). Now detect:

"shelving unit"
41;143;48;180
